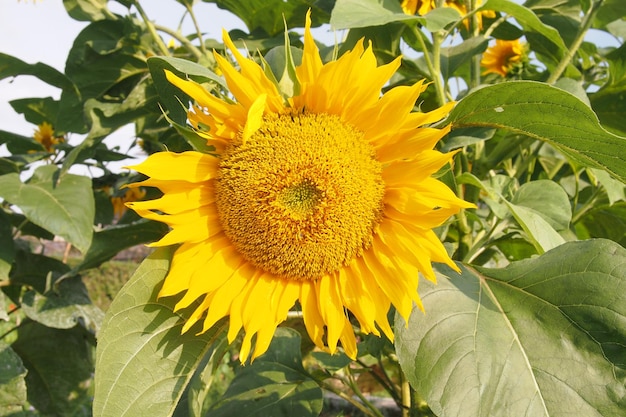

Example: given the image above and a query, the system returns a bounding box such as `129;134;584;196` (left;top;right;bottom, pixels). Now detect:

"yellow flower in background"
33;122;64;152
111;187;146;221
401;0;435;15
481;38;526;77
401;0;495;30
127;11;473;363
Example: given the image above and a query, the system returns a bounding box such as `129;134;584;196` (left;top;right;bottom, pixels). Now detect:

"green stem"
546;0;604;84
154;23;204;61
184;2;208;56
455;152;472;260
468;0;481;90
344;368;386;417
133;0;170;56
431;30;447;106
317;379;380;417
401;374;411;417
356;358;401;405
411;26;446;105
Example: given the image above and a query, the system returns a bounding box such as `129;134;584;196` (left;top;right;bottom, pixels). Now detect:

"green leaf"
63;0;115;22
207;328;323;417
440;36;489;79
448;81;626;184
21;275;103;333
0;53;76;92
185;335;232;417
0;210;15;281
204;0;333;36
0;165;94;253
93;247;224;417
75;219;168;272
511;180;572;230
575;202;626;246
0;343;28;413
11;323;94;416
9;97;61;128
147;56;226;126
330;0;460;31
589;168;626;205
503;200;566;253
396;239;626;417
594;0;626;29
65;19;147;102
9;250;70;294
589;43;626;136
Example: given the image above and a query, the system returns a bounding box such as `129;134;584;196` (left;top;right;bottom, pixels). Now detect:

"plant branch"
154;24;204;61
411;26;446;105
546;0;604;84
184;2;208;56
133;0;170;56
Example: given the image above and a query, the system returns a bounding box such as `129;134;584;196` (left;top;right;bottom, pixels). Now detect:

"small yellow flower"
481;39;525;77
401;0;435;15
128;12;474;363
33;122;64;152
111;187;146;221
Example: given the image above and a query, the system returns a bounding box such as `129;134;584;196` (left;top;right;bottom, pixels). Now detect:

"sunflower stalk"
132;0;170;56
183;1;209;57
546;0;604;84
411;26;447;106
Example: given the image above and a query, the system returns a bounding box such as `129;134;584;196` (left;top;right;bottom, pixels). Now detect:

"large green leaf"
330;0;460;31
0;210;14;281
63;0;115;22
0;53;76;92
65;19;147;102
93;247;224;417
506;180;572;253
21;275;103;333
0;343;27;414
75;219;168;272
0;165;94;252
448;81;626;184
396;239;626;417
203;0;333;36
11;323;94;416
575;202;626;246
206;328;323;417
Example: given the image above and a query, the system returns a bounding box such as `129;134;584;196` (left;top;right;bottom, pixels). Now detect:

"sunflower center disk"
215;112;385;280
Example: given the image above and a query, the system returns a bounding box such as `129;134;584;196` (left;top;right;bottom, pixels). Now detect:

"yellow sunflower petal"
127;151;218;183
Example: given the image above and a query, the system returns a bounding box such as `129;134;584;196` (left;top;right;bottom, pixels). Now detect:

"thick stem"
133;1;170;56
412;26;446;105
546;0;604;84
401;374;411;417
184;2;208;56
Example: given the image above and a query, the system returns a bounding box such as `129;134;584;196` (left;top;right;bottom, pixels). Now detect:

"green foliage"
395;239;626;416
93;247;225;417
1;0;625;416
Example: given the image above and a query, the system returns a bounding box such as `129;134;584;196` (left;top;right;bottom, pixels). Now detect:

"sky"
0;0;250;172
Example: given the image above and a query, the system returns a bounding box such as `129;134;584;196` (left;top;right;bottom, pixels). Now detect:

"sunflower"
127;12;474;363
33;121;64;152
481;38;526;77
